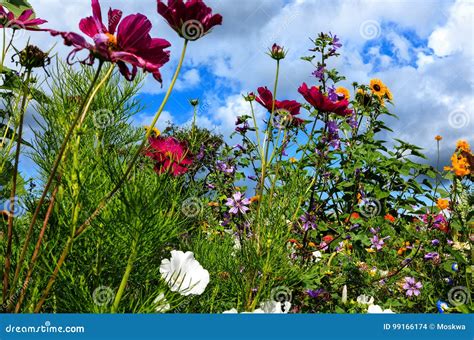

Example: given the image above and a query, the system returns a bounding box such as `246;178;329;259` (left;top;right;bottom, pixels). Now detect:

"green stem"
12;62;112;302
111;235;139;313
74;39;189;239
3;69;32;303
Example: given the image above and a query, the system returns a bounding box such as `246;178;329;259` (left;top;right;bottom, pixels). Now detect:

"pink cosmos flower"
157;0;222;40
298;82;352;116
145;136;193;176
0;6;47;30
49;0;170;83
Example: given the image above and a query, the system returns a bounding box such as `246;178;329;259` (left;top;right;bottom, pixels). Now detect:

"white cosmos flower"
356;294;374;305
367;304;395;314
153;293;170;313
160;250;210;296
312;250;322;262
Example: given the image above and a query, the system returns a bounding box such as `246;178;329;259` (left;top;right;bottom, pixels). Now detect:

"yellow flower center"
106;33;118;49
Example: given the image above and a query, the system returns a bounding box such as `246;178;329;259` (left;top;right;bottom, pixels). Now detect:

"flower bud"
19;45;50;69
268;43;286;60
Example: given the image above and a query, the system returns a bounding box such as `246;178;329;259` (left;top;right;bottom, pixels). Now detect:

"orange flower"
308;242;317;248
456;140;471;153
384;213;396;223
289;157;297;163
322;235;334;243
208;202;219;207
451;154;470;177
351;212;360;219
356;193;362;203
335;86;350;101
250;195;260;203
397;247;407;255
436;198;449;210
435;135;442;141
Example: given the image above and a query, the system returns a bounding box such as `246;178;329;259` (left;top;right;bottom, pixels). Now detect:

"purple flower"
370;235;389;251
403;277;422;297
216;160;234;174
312;65;325;81
322;120;340;149
431;239;440;246
347;113;358;129
300;212;317;231
225;192;250;215
306;289;329;301
424;252;440;261
327;86;338;102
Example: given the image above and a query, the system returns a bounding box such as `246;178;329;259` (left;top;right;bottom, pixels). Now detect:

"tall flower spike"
157;0;222;41
49;0;171;82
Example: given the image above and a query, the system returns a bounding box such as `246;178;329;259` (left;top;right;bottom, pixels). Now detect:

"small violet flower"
402;277;422;297
225;192;251;215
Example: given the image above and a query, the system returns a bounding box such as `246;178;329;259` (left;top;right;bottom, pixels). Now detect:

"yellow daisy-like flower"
385;87;393;101
144;125;160;136
369;79;387;98
436;198;449;210
335;86;350;101
451;154;470;177
289;157;297;163
456;140;471;153
435;135;442;141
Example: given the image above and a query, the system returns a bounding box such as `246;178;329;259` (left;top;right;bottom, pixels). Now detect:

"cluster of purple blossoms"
322;120;340;149
312;65;325;82
307;289;330;301
369;228;390;251
424;252;440;262
216;160;235;174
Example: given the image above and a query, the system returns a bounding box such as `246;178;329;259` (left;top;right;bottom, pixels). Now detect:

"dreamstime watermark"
4;22;27;40
359;197;381;217
181;197;203;218
92;109;115;129
5;321;84;334
0;278;32;312
359;20;381;40
3;196;26;217
448;109;470;129
181;20;204;41
271;286;292;313
447;286;470;307
92;286;114;306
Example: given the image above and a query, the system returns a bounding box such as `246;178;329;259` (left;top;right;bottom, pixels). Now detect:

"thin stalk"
255;60;280;250
249;101;263;159
74;39;189;239
10;62;110;296
3;69;32;303
14;184;59;313
111;235;139;313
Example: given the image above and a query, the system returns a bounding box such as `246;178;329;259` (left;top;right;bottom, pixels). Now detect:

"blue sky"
2;0;473;180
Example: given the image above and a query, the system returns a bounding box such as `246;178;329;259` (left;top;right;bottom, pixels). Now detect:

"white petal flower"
367;304;395;314
357;294;374;305
312;250;322;262
222;308;238;313
153;293;170;313
160;250;210;296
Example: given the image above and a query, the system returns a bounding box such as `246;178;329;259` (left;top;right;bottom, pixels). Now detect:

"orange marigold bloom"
436;198;449;210
451;154;470;177
435;135;442;141
456;140;471;153
208;202;219;207
384;213;396;223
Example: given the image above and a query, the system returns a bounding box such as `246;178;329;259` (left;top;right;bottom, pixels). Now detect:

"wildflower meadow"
0;0;472;320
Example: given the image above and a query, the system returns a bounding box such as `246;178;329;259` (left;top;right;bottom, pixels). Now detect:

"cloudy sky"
4;0;474;178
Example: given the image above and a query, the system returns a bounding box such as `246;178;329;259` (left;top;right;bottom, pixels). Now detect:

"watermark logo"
359;20;381;40
181;197;203;218
447;286;470;306
92;286;114;306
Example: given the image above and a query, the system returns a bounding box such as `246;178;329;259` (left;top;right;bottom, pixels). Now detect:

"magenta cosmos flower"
49;0;170;82
145;136;193;176
157;0;222;40
256;87;304;127
0;6;47;30
298;83;352;116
